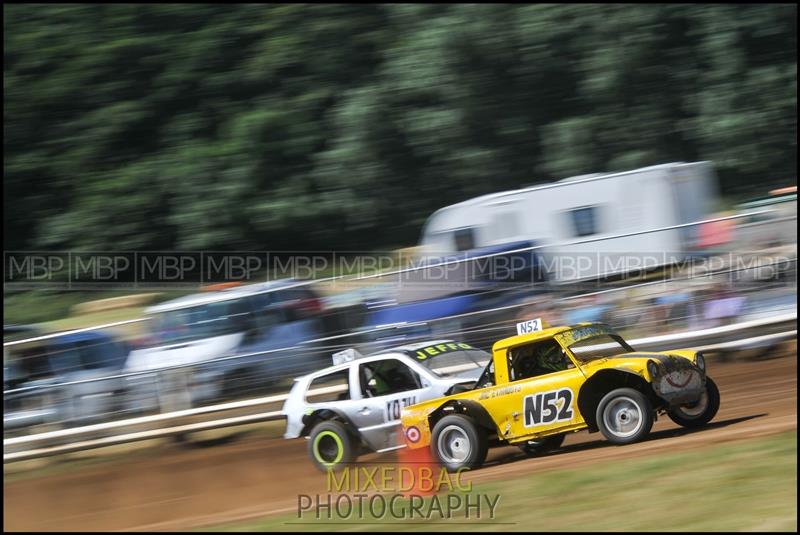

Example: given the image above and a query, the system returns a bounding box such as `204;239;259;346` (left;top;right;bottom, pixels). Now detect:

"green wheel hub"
312;430;344;466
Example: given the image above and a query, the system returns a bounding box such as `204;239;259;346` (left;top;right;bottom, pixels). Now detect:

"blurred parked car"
4;328;130;432
123;279;347;412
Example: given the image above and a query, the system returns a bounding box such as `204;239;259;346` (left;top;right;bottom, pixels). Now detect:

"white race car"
281;340;490;471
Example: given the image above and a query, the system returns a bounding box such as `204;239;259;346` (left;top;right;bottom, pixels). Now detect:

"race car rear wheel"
308;420;356;473
518;433;565;457
596;388;654;445
668;377;720;428
431;414;488;472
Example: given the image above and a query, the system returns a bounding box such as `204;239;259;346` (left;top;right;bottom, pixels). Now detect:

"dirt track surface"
4;355;797;531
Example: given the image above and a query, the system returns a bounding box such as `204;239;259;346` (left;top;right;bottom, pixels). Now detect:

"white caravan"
418;162;719;282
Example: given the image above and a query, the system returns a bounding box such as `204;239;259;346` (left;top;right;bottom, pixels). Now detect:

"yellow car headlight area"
647;359;660;380
694;352;706;372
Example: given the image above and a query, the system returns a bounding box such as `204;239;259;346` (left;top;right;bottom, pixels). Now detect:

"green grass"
3;289;183;328
204;431;798;532
40;306;148;332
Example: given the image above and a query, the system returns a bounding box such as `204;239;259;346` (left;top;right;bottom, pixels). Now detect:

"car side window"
305;369;351;403
16;344;54;380
76;339;110;370
48;342;81;375
508;340;573;381
453;227;476;251
359;359;421;398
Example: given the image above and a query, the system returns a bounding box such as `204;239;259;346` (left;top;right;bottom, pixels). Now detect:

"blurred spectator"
703;285;746;327
698;211;735;249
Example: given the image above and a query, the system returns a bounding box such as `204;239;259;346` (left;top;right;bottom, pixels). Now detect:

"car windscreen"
76;339;128;370
474;360;495;389
152;301;247;345
567;334;634;362
409;343;491;377
8;343;54;381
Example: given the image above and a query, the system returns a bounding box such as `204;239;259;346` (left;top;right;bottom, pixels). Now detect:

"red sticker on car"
405;426;420;443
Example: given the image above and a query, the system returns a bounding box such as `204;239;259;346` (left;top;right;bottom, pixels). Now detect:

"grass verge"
203;431;797;532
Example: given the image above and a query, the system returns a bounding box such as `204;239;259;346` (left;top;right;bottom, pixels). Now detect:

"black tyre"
668;377;720;428
519;433;566;457
307;420;357;473
596;388;654;445
431;414;488;472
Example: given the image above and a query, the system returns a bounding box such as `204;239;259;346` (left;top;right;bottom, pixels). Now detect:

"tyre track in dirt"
4;355;796;532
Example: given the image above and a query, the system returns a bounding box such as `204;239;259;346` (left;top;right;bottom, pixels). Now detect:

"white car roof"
387;339;460;352
146;291;243;313
300;351;412;381
146;278;315;314
296;339;485;385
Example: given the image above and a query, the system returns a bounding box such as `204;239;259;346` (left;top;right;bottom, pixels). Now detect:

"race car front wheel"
596;388;654;445
431;414;488;472
308;420;356;473
519;433;565;457
667;377;720;428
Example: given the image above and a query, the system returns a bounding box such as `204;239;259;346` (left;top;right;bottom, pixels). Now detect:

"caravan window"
454;228;476;251
568;206;599;237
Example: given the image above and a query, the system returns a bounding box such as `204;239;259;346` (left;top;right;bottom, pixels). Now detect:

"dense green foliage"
4;4;796;252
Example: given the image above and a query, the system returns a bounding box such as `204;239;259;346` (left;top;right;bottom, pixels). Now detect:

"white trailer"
418;162;719;283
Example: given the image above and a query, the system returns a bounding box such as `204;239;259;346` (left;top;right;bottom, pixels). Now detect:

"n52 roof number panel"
516;318;543;335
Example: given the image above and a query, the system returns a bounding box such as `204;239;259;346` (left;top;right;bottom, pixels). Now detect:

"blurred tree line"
4;4;796;252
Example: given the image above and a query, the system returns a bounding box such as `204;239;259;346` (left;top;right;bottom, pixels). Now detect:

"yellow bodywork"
401;324;702;449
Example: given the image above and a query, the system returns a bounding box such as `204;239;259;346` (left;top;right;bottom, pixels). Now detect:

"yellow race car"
400;321;720;471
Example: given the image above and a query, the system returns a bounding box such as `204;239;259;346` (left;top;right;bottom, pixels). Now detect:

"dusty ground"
4;355;797;532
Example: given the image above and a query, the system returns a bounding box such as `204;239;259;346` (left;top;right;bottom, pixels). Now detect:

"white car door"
350;357;430;452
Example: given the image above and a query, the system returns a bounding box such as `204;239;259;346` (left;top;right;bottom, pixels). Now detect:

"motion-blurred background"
5;4;796;257
2;4;797;531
